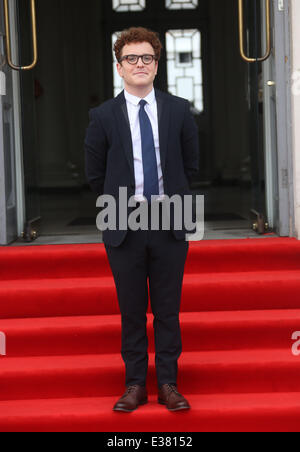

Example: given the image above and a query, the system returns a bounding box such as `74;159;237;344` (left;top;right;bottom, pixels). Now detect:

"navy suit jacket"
84;88;199;247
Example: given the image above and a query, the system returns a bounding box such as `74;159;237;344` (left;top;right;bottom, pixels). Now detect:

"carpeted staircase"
1;237;300;432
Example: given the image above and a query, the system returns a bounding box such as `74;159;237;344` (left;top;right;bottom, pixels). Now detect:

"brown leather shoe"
113;385;148;412
158;384;191;411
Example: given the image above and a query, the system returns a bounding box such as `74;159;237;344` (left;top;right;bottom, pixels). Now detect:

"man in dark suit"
85;27;199;412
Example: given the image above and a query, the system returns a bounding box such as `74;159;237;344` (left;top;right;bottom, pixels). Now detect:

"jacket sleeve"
181;100;200;187
84;108;108;197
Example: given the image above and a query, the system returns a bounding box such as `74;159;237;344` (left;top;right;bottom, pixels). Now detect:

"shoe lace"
165;384;180;395
124;385;139;395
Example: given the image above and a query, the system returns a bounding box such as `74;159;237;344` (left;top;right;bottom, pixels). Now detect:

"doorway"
13;0;279;244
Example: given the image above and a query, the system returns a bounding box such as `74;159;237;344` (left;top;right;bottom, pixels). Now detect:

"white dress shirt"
124;88;165;202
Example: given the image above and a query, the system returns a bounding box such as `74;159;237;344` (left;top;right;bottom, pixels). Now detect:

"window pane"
165;0;198;10
166;29;204;113
112;0;146;12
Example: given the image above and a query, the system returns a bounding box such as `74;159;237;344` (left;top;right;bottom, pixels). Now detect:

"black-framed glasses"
119;54;157;65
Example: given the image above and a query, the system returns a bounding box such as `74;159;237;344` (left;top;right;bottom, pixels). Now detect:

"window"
166;29;203;113
112;0;146;12
112;32;124;97
165;0;198;10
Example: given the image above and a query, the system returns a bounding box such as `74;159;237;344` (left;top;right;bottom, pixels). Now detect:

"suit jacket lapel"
112;88;170;185
112;91;135;185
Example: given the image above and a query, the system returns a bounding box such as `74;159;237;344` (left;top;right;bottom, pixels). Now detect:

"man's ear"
116;63;123;78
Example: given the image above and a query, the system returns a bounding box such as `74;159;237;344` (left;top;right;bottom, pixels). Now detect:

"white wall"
291;0;300;238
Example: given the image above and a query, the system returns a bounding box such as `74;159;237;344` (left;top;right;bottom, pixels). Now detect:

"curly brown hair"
114;27;163;63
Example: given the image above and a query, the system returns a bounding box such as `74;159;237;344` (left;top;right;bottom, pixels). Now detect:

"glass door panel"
239;0;275;232
16;0;41;241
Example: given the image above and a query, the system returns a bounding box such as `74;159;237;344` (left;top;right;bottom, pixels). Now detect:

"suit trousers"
104;202;189;389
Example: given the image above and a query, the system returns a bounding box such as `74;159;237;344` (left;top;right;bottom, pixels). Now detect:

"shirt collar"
124;87;156;106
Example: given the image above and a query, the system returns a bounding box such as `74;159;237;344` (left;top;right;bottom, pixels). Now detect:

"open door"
0;0;40;243
261;0;279;230
15;0;41;241
238;0;278;233
0;0;19;245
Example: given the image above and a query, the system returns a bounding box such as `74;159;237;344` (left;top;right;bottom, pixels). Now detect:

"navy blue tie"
139;99;159;203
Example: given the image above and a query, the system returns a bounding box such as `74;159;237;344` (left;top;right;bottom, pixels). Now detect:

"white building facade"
291;0;300;239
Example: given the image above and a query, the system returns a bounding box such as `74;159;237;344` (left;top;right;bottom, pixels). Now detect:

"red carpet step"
1;270;300;319
1;393;300;432
0;237;300;431
1;238;300;281
0;349;299;401
0;309;298;357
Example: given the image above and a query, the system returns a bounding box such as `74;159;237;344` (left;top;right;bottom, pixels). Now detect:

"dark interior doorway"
15;0;270;244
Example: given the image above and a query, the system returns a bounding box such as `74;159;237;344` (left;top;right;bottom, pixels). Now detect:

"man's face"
116;42;158;90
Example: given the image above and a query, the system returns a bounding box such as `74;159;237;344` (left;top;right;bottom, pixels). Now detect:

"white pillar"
291;0;300;239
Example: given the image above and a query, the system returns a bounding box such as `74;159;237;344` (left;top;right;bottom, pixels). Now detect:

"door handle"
3;0;38;70
238;0;271;63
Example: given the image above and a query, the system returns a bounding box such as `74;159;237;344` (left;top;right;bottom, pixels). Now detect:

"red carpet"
1;237;300;431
